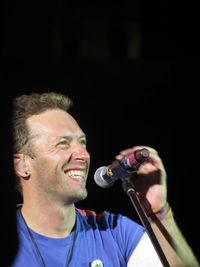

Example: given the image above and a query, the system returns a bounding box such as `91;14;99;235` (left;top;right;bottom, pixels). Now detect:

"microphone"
94;148;150;188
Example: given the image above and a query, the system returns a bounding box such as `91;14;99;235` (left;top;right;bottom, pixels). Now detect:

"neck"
21;199;76;238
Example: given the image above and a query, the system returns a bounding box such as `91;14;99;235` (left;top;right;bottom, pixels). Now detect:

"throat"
20;209;77;267
20;204;76;238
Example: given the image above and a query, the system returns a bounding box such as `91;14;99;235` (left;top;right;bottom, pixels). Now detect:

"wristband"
150;202;173;220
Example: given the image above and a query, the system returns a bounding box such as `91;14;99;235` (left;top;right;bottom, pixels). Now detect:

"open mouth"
64;169;86;182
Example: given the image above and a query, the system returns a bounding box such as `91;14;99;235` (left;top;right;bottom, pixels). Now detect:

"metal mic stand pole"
122;178;170;267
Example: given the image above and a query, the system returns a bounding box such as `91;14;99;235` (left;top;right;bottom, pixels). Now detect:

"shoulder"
76;208;105;218
76;208;145;233
76;208;146;261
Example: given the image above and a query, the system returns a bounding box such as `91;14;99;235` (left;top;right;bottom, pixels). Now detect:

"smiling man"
11;92;199;267
24;109;89;205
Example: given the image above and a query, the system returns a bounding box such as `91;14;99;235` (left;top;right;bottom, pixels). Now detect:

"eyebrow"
54;134;86;142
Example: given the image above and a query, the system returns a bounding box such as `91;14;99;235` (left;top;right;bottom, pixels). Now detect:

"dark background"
1;0;199;265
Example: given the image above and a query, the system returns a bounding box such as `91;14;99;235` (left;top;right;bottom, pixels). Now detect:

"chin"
78;189;88;201
71;189;88;204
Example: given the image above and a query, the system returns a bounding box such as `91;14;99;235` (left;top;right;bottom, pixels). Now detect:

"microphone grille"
94;166;113;188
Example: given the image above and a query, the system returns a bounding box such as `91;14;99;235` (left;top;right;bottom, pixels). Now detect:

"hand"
115;146;167;212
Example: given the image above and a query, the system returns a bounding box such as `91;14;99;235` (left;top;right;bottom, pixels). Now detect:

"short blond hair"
12;92;73;154
12;92;73;192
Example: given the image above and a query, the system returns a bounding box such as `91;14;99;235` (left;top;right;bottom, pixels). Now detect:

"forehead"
27;109;84;138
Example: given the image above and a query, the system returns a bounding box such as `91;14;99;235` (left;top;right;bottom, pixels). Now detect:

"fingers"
115;145;158;160
115;145;166;178
115;148;136;160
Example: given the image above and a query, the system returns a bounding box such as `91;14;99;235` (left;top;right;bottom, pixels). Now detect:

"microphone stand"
122;177;170;267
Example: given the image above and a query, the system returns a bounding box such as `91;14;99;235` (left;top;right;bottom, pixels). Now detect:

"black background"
1;1;199;265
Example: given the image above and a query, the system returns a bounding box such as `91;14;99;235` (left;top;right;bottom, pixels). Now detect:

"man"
11;92;199;266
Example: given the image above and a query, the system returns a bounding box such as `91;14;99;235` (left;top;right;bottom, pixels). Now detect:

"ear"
13;154;31;178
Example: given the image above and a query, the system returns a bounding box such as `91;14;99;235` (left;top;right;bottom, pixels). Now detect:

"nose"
71;142;90;162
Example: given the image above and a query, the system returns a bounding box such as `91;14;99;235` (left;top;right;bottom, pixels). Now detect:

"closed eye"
57;140;69;146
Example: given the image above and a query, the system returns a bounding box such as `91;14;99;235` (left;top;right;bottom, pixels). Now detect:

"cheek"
31;159;51;178
59;150;71;161
30;150;71;179
31;155;59;176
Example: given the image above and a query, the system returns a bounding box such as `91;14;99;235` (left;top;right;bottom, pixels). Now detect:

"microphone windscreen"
94;166;113;188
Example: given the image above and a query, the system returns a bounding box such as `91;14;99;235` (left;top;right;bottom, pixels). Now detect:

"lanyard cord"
20;210;77;267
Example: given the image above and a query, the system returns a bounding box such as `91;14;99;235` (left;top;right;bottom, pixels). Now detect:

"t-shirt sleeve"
110;214;146;263
127;232;163;266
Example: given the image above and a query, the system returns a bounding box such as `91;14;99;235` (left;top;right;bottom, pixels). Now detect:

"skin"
115;146;167;212
116;147;199;266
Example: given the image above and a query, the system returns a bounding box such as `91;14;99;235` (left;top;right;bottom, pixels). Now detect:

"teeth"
67;170;85;178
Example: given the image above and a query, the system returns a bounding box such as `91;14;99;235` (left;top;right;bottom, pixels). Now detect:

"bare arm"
116;146;199;267
150;211;199;266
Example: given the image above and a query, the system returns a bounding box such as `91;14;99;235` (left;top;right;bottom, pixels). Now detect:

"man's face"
26;109;90;204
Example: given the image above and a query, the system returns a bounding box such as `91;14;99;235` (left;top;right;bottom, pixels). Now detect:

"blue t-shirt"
12;208;145;267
